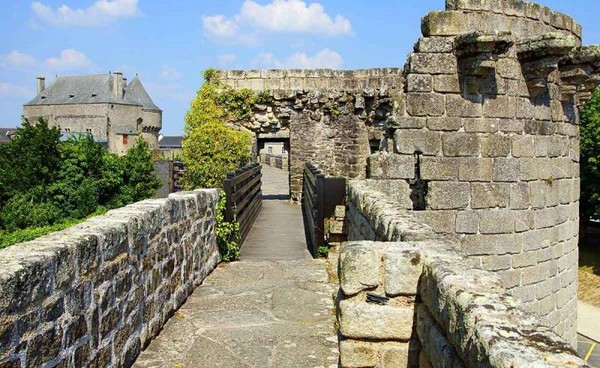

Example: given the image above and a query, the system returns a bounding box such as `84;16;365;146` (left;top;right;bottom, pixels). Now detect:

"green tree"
182;69;256;260
120;138;161;202
581;88;600;224
0;119;61;206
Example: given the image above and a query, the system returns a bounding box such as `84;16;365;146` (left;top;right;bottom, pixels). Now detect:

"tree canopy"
0;120;160;239
581;88;600;222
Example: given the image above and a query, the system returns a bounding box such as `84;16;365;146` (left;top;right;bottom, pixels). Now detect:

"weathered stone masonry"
220;0;600;350
340;181;587;367
220;68;403;201
0;190;220;367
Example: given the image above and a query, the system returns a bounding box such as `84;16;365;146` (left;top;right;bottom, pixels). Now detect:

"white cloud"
203;0;351;42
160;65;182;81
45;49;94;70
253;48;343;69
217;53;237;66
1;50;37;68
31;0;139;27
0;82;35;98
202;15;239;38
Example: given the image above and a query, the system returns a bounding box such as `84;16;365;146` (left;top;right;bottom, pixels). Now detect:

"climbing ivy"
183;68;268;261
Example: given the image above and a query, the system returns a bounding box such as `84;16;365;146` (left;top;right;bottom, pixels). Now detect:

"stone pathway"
133;165;339;368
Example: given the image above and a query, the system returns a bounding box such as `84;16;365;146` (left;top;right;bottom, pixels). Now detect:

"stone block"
512;136;535;158
499;119;524;133
510;183;530;210
442;133;480;157
408;53;457;74
339;242;380;296
471;183;509;209
384;249;422;296
483;96;516;118
427;182;470;210
456;211;479;234
463;118;499;133
529;181;547;209
339;340;378;368
481;135;511;157
407;74;433;92
479;210;515;234
411;211;457;234
493;158;519;182
426;117;461;131
446;95;482;118
394;130;441;156
406;93;445;117
368;154;415;179
382;345;414;368
420;157;458;180
415;37;454;53
433;74;461;93
338;299;415;340
388;117;426;129
458;157;493;181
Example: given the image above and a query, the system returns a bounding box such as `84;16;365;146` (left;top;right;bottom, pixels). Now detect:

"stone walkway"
133;165;339;368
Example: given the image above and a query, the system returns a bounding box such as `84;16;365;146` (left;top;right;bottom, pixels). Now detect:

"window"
268;146;273;154
123;134;128;145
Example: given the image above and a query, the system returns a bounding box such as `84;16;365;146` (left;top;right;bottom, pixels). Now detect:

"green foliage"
0;120;160;244
215;190;241;261
317;245;330;257
183;69;266;261
581;88;600;221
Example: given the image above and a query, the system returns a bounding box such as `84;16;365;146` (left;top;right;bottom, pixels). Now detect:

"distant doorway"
257;136;290;200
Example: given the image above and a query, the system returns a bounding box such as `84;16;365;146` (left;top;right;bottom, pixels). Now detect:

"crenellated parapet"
560;45;600;107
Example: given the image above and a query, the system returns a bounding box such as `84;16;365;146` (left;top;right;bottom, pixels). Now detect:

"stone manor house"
23;72;162;155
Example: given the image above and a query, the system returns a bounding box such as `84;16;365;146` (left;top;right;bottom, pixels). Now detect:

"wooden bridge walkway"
133;165;338;368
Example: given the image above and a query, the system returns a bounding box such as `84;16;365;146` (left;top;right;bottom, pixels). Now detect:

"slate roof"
158;136;183;148
24;74;161;112
0;127;16;143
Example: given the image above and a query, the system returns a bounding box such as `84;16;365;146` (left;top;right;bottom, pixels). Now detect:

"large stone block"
427;182;470;210
481;135;511;157
394;130;442;156
339;340;378;368
442;133;480;157
368;154;415;179
479;210;515;234
338;299;415;340
384;249;423;296
339;242;380;296
446;95;482;118
458;157;493;181
426;117;462;131
471;183;509;209
406;93;446;117
493;158;519;182
407;74;433;92
483;96;516;118
420;157;459;180
408;53;457;74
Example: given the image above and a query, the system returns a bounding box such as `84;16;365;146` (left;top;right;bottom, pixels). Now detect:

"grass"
578;233;600;308
0;208;107;250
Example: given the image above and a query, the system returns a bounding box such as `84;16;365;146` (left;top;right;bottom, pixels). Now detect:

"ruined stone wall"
220;69;403;201
370;0;591;344
218;0;600;345
339;181;586;367
0;189;220;367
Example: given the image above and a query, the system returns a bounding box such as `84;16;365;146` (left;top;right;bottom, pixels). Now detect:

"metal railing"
223;163;263;247
301;163;346;257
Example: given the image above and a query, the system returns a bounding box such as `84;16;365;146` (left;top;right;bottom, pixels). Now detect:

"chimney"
37;76;45;94
113;71;123;99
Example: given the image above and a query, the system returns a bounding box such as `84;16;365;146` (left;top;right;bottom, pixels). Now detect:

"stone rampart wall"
0;189;220;367
339;181;586;367
220;68;403;92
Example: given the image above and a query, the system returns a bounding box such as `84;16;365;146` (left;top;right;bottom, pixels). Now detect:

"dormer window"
91;93;97;98
41;96;46;99
69;94;75;98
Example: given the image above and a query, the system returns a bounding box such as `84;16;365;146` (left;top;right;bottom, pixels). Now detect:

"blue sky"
1;0;599;135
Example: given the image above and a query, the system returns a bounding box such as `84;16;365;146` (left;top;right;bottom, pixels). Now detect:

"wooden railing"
302;163;346;257
224;163;263;247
